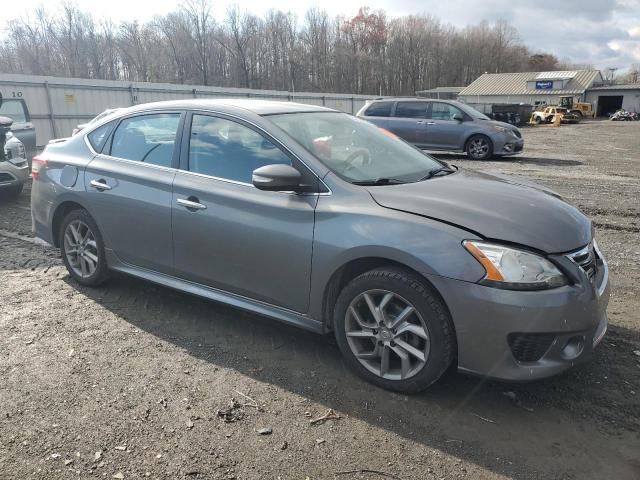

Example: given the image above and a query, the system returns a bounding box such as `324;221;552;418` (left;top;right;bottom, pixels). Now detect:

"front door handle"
90;179;111;191
176;197;207;210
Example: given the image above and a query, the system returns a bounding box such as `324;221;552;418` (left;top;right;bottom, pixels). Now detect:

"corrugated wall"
0;74;376;146
584;89;640;114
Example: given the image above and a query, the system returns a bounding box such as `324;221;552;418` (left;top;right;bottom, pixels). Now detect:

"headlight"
463;240;568;290
493;125;507;132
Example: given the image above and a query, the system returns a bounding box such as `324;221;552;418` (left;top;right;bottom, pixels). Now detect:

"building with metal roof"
458;70;604;107
415;86;465;100
584;84;640;116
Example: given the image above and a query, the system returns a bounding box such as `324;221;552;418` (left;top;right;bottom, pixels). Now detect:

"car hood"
368;169;591;253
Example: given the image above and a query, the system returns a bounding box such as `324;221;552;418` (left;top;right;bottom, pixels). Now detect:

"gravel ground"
1;121;639;480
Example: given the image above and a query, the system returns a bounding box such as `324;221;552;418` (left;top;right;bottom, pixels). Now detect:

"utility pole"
607;67;618;84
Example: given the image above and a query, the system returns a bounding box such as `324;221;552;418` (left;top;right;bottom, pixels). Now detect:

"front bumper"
494;135;524;156
426;247;610;381
0;159;30;188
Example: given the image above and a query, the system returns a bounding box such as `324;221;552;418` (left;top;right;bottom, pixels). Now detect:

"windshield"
268;112;442;183
457;103;490;120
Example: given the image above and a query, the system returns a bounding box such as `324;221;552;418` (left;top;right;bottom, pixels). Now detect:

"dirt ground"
1;121;639;480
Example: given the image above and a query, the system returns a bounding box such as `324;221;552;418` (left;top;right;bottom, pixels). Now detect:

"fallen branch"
471;413;497;424
234;390;259;409
310;408;341;425
335;469;403;479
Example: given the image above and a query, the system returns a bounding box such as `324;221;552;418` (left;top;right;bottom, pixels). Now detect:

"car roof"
369;97;460;104
122;99;335;116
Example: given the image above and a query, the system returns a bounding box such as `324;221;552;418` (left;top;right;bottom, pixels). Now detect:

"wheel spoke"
395;339;426;362
346;330;375;338
349;306;374;330
84;250;98;263
394;321;429;340
79;256;88;276
388;305;414;329
378;292;394;326
380;344;390;376
390;344;411;379
363;293;383;325
85;239;97;249
357;343;381;360
69;223;81;243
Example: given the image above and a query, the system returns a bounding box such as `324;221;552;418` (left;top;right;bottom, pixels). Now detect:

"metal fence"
0;73;378;147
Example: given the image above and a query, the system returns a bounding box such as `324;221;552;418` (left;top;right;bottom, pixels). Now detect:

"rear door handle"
176;197;207;210
90;179;111;191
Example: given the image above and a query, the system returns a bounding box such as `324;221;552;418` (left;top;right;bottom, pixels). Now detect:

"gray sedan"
30;100;608;392
357;98;524;160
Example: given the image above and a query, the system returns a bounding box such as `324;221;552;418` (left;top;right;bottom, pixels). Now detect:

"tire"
0;183;23;199
333;267;454;393
465;134;493;160
534;116;542;124
59;209;109;287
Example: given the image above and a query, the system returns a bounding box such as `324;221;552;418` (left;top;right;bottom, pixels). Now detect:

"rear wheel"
466;134;493;160
333;267;454;393
59;209;109;286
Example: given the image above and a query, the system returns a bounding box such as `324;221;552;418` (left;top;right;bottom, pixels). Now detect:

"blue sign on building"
535;80;554;90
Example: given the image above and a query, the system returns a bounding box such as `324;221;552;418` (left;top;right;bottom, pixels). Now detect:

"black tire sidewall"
466;134;493;161
59;209;109;286
333;268;454;393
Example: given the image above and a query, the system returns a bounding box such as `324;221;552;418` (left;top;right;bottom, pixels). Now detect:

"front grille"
0;172;16;184
568;243;597;280
508;333;555;362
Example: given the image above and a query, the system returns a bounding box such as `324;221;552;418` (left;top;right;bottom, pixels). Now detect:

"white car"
72;108;125;136
1;117;29;199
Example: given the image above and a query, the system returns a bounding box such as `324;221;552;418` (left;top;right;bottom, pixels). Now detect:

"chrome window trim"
83;106;332;195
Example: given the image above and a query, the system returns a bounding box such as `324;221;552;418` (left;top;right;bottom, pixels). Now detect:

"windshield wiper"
417;164;458;181
352;178;406;186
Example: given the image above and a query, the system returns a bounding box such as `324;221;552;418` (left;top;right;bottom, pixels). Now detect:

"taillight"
31;155;48;178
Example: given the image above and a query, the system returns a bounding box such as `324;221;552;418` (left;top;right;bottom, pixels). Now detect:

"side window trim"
180;110;324;193
102;110;185;170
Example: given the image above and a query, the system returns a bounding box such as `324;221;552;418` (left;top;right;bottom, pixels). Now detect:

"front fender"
307;194;486;321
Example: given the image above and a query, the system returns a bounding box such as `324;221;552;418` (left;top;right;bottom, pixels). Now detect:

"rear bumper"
425;251;610;381
0;161;29;188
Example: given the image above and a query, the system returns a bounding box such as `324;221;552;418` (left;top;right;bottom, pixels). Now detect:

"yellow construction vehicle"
560;96;594;119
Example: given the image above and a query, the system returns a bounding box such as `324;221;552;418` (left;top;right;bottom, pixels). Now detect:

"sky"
2;0;640;73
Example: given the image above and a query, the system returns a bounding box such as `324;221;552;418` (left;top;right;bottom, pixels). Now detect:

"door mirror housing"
252;164;305;192
452;113;464;122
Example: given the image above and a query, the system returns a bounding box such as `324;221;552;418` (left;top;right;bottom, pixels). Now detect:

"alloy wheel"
344;289;430;380
63;220;99;278
469;137;490;159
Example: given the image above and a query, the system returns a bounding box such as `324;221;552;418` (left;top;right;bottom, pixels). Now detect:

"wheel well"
51;201;85;247
322;257;452;331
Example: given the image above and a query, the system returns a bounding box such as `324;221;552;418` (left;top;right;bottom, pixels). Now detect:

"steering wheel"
343;148;371;173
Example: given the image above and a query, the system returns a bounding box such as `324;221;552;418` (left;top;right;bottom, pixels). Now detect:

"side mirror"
252;164;304;192
452;113;464;122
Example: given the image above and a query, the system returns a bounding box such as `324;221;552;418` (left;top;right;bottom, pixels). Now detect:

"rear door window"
364;101;394;117
394;102;428;119
109;113;181;168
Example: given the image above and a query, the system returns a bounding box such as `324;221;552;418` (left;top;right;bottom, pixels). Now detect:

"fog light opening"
503;143;514;152
561;336;585;360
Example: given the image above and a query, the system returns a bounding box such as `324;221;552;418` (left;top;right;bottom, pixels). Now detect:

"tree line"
0;1;592;95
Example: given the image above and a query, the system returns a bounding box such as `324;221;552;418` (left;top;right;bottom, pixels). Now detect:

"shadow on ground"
64;272;640;479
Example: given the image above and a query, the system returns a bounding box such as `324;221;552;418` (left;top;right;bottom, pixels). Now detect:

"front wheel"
60;209;109;287
466;135;493;160
333;267;455;393
0;183;24;199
